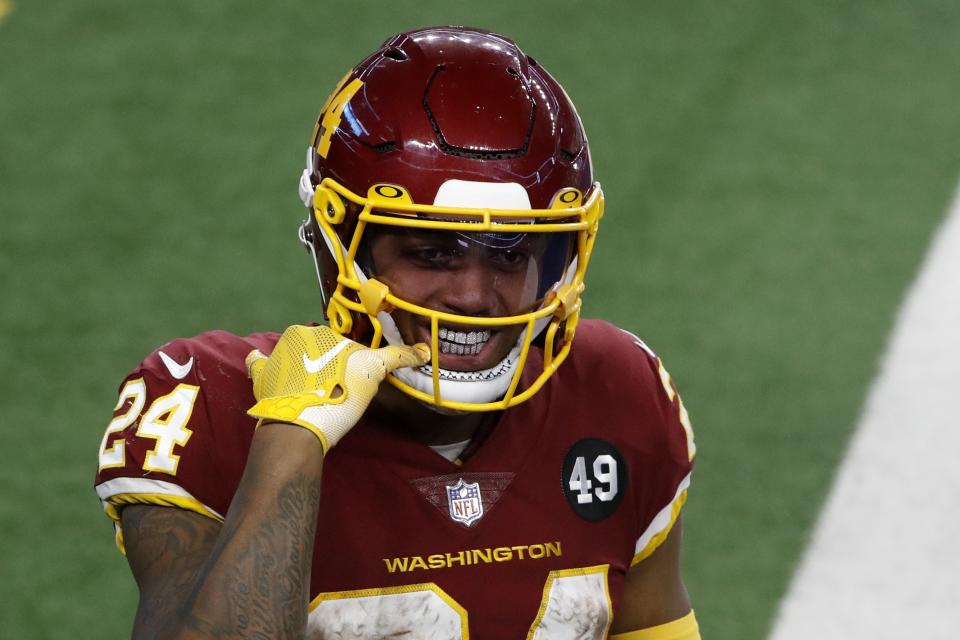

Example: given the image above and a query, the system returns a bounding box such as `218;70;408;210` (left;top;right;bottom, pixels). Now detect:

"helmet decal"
311;76;364;159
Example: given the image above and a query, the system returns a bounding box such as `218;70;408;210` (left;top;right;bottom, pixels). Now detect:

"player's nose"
437;261;500;316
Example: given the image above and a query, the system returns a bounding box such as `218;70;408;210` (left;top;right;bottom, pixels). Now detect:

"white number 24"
309;566;612;639
97;378;199;475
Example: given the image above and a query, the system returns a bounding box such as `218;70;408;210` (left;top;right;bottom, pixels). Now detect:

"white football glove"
246;325;429;453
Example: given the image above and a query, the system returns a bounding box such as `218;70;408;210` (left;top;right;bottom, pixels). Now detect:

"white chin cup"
394;342;523;406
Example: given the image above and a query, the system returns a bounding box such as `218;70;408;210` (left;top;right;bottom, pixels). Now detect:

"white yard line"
768;184;960;639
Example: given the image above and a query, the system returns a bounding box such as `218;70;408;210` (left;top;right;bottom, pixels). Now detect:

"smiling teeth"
438;328;491;355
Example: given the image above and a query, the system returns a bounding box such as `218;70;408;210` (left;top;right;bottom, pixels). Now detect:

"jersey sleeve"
576;321;696;566
624;330;695;566
93;330;276;552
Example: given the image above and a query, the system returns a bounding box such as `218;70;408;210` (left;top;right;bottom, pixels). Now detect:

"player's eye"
404;244;462;269
486;249;530;271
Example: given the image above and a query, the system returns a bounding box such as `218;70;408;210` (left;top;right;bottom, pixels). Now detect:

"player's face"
367;228;556;372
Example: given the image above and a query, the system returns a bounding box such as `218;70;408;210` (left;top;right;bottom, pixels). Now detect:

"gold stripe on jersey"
655;360;696;462
102;492;224;524
383;541;562;574
632;475;690;566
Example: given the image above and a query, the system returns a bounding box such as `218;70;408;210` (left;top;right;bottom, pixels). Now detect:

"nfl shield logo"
446;478;484;526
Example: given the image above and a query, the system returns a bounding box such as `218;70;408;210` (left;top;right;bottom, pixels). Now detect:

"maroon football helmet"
297;26;604;411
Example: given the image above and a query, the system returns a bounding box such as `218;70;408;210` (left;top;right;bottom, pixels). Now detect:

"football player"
95;26;700;640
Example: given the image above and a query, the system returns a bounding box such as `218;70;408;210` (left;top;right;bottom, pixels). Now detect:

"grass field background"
1;1;959;638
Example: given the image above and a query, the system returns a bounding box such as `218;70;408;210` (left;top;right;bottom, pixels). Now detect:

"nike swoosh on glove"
245;325;430;453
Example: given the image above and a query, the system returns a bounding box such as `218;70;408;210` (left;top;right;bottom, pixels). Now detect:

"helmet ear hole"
298;221;314;247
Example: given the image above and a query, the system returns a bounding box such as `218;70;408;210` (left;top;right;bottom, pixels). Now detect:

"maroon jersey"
95;319;695;639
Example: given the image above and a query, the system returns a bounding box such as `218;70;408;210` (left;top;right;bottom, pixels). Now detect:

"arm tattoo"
178;470;322;639
123;506;221;636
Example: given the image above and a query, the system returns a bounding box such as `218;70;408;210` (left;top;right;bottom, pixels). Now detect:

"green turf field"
1;1;958;637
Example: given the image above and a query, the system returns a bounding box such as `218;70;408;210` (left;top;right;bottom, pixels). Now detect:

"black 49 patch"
561;438;627;521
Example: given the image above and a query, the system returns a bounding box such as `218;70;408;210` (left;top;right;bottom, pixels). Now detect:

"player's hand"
245;325;429;452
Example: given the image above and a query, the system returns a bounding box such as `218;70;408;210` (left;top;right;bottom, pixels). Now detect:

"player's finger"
245;349;268;379
373;343;431;373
